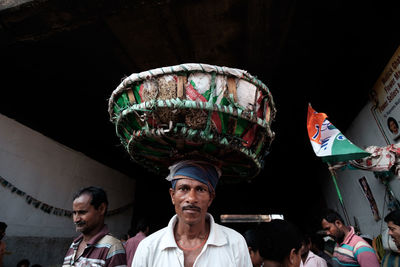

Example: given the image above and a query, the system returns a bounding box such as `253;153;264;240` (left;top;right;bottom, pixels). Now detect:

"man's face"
249;248;263;267
72;193;105;235
390;120;399;134
321;219;345;243
387;221;400;248
170;177;214;226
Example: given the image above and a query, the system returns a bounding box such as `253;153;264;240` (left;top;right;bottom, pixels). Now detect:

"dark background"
1;0;399;233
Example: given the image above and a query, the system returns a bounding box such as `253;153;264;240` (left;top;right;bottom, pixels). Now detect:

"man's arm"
354;243;380;267
235;234;253;267
106;242;127;267
131;241;149;267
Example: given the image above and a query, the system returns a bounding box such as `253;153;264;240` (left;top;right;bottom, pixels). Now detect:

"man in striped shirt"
381;209;400;267
62;186;127;267
320;209;379;267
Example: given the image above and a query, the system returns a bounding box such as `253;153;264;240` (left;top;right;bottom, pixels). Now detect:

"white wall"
323;102;400;238
0;113;136;238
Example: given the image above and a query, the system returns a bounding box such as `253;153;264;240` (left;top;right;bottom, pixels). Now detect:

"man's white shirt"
131;213;252;267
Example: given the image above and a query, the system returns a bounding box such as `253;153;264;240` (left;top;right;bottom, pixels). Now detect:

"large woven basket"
108;63;276;182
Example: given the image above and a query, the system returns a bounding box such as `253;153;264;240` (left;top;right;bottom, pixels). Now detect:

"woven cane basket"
108;63;276;182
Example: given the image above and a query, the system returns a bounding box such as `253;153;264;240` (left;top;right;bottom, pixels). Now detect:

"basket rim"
108;63;276;118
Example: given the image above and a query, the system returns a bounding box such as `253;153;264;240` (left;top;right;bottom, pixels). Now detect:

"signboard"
370;46;400;143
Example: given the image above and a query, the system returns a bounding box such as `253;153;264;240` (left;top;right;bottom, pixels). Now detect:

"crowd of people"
1;160;400;266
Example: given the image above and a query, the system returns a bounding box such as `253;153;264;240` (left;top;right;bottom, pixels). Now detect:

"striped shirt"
62;224;127;267
332;226;379;267
381;251;400;267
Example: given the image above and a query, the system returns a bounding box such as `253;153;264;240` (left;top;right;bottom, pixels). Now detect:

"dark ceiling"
1;0;400;231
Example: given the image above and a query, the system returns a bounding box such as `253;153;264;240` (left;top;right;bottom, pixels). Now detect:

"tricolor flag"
307;104;370;163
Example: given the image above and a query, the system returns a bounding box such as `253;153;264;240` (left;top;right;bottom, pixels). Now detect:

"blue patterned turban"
166;160;221;192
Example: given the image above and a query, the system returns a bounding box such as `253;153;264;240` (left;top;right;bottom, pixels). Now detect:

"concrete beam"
0;0;37;12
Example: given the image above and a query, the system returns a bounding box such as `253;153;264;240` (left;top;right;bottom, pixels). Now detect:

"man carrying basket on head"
131;160;252;267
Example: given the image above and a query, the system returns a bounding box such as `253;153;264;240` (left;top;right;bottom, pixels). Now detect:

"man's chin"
75;227;85;233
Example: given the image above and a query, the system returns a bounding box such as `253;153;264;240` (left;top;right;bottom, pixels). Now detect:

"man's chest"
151;247;235;267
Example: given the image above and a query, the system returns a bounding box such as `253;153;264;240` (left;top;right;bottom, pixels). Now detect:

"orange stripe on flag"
307;104;327;145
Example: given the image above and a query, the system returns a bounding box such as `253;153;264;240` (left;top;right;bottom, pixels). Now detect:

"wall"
322;101;400;238
0;113;135;266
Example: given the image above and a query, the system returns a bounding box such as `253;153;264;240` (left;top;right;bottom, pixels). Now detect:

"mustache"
182;205;201;211
75;221;86;226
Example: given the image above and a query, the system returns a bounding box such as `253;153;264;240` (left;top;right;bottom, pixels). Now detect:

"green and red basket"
108;63;276;182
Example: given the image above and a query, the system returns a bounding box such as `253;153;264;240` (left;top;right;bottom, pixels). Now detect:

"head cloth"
165;160;222;192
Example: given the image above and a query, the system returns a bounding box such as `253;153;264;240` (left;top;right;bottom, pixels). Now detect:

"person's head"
258;219;303;267
388;117;399;134
136;218;150;236
166;160;221;226
72;186;108;235
16;259;30;267
384;210;400;248
320;209;347;243
244;229;263;267
127;228;135;239
310;233;325;253
0;222;7;240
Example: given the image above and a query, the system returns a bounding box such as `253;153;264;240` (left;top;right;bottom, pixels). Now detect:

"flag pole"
328;164;351;226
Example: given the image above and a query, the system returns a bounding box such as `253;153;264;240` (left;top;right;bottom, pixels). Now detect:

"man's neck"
82;223;105;243
301;251;309;263
174;218;209;240
340;226;351;243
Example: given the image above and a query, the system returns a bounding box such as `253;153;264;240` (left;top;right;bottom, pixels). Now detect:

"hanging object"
108;63;276;181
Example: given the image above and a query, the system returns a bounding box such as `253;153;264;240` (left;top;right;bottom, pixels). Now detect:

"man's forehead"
321;219;332;226
388;221;400;227
174;177;207;187
73;193;92;205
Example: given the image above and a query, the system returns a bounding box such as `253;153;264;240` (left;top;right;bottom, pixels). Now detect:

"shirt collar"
305;250;316;264
341;226;355;245
160;213;227;250
72;224;109;247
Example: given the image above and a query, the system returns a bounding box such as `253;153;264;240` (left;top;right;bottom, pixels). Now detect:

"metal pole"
328;165;351;226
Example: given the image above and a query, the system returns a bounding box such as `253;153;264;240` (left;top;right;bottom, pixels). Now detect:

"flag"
307;104;370;163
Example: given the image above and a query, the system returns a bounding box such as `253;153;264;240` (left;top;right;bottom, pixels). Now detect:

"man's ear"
98;202;106;216
169;188;175;205
208;191;215;207
334;219;343;228
288;248;298;265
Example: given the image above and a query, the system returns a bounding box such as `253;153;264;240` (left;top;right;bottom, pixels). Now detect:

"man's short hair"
0;222;7;232
73;186;108;211
320;209;344;224
258;219;303;263
244;229;260;251
17;259;30;267
384;210;400;226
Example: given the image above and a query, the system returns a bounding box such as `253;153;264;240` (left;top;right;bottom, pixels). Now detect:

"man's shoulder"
214;223;246;242
309;251;327;263
352;234;373;249
97;234;125;250
137;226;168;246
